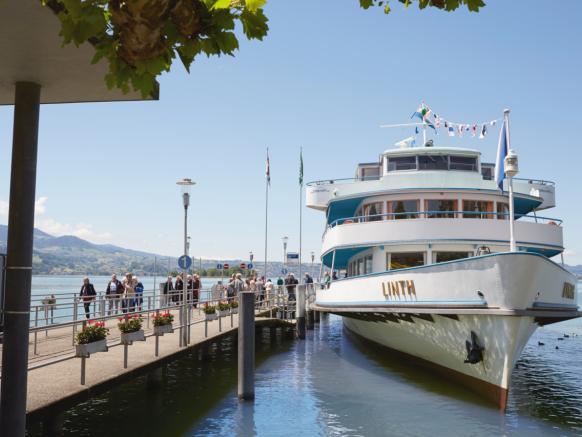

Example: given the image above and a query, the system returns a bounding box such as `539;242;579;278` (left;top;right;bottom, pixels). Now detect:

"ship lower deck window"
433;252;472;263
363;202;383;222
462;200;493;219
388;200;419;219
387;252;425;270
497;202;509;220
425;199;458;218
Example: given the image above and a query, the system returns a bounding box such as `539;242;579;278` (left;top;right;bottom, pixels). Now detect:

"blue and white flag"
495;118;509;190
448;126;455;137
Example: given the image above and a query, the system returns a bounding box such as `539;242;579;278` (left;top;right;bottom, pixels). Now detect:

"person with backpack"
192;274;201;308
285;273;298;301
134;276;144;311
78;277;97;319
233;273;246;295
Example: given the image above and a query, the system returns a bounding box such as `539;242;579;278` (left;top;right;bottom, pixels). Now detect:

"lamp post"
310;251;315;279
249;251;254;276
501;109;518;253
282;236;289;270
177;178;195;347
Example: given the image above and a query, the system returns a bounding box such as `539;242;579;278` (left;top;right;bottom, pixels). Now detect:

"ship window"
387;252;425;270
387;156;417;171
357;258;364;276
365;255;373;274
450;156;477;171
387;200;419;219
363;202;383;222
425;199;458;218
418;155;448;170
481;165;494;180
433;252;472;263
497;202;509;220
462;200;493;219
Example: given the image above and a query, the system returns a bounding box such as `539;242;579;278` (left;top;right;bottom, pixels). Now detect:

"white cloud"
0;197;114;245
0;200;7;217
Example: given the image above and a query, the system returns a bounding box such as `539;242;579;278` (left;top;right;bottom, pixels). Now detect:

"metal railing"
327;210;563;229
0;284;318;374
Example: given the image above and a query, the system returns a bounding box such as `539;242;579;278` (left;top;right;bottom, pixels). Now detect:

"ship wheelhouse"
306;145;561;279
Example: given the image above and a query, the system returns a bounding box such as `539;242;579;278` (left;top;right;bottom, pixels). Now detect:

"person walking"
257;276;265;305
186;274;193;303
162;276;173;307
233;273;246;295
134;276;144;312
105;273;123;315
192;274;201;308
226;276;236;299
265;278;274;303
285;273;298;301
174;275;184;305
323;271;331;289
122;273;135;313
78;277;97;319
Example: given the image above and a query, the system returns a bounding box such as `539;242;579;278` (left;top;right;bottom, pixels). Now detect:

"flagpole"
264;148;269;279
503;109;517;252
299;148;303;282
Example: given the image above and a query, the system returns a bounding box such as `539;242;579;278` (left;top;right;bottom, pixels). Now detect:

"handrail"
327;211;563;228
306;176;380;186
307;176;556;187
513;177;556;186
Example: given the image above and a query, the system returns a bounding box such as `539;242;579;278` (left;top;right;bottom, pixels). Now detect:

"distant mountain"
0;224;320;278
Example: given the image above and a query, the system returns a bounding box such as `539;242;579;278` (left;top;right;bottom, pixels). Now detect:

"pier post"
307;308;315;330
0;82;41;436
238;291;255;401
296;285;306;339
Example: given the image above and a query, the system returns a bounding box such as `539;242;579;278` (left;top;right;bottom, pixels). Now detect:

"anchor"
464;331;484;364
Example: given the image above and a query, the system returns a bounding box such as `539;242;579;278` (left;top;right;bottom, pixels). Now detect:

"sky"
1;0;582;264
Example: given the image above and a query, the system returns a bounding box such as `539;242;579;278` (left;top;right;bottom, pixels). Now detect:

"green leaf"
240;9;269;40
212;0;232;10
360;0;374;9
246;0;267;12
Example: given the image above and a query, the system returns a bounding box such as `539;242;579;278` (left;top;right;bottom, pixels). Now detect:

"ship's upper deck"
306;145;555;224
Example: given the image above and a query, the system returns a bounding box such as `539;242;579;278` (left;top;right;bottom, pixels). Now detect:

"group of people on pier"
77;270;321;320
78;273;144;319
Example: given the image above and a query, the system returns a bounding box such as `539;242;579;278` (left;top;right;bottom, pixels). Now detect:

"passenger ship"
307;136;580;409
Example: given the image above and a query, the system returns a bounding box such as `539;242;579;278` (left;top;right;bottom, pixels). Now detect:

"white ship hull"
315;252;580;408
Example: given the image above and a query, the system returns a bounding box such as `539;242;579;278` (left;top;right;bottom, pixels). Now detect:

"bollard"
307;308;315;330
33;306;39;355
238;291;255;401
296;286;306;340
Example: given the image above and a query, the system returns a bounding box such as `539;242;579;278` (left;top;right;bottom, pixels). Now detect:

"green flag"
299;149;304;186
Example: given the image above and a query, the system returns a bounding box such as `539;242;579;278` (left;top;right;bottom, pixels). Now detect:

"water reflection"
27;316;582;437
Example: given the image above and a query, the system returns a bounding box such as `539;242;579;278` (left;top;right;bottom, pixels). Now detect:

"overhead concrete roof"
0;0;158;105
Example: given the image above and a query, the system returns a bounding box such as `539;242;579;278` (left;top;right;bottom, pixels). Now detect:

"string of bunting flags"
411;103;501;139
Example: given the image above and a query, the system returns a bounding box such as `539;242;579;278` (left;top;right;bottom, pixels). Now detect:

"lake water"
26;313;582;436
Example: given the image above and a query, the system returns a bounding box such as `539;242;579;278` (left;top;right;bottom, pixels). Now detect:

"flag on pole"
479;124;487;139
495;117;509;190
266;148;271;186
299;148;304;186
448;126;455;137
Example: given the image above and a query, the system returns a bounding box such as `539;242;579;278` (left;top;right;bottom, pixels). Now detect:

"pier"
0;285;318;426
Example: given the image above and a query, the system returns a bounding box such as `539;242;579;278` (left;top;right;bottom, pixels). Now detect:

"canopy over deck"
0;0;158;105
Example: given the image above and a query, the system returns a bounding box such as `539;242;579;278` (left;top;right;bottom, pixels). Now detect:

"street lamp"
282;236;289;267
176;178;195;347
249;251;254;276
310;251;315;279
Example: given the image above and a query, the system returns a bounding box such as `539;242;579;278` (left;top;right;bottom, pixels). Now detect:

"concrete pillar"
0;82;41;436
238;291;255;400
296;285;306;339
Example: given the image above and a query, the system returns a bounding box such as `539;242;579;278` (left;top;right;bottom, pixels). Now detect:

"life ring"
548;221;558;226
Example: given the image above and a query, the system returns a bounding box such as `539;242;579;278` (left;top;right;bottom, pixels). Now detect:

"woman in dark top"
79;277;97;319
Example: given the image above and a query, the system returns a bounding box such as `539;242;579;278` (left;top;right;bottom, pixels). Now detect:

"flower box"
205;313;218;321
230;307;239;315
76;339;108;358
218;310;229;317
153;324;174;336
120;329;145;345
